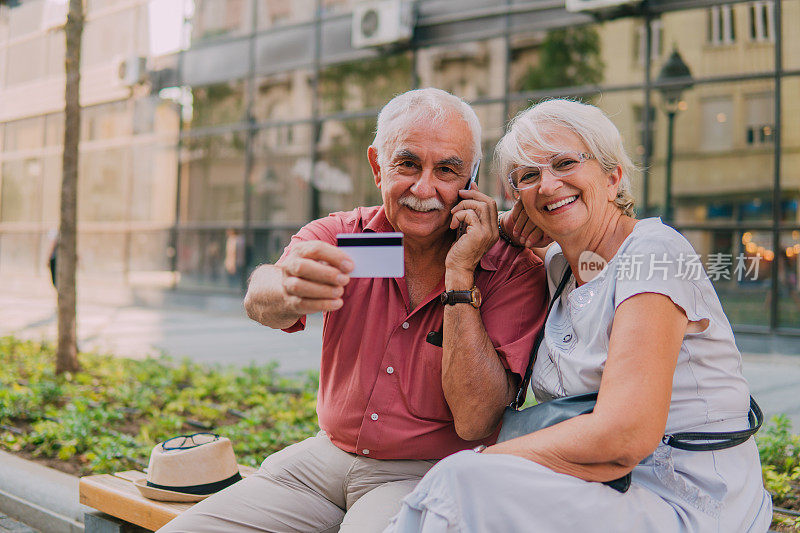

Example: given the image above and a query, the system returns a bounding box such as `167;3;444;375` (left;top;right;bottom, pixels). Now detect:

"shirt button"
371;413;379;421
362;449;370;455
402;322;409;329
563;334;572;342
386;366;394;374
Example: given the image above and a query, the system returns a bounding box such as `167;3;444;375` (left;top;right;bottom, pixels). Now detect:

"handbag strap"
512;267;573;410
662;396;764;451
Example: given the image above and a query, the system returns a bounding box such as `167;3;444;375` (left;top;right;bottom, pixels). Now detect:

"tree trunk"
56;0;84;375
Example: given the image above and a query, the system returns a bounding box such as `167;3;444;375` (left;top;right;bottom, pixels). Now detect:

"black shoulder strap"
512;267;573;409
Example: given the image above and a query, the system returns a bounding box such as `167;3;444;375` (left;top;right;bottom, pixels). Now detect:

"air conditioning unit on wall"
352;0;413;49
115;56;147;87
566;0;642;15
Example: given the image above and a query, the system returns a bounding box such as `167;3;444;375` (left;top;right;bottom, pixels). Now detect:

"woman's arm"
484;292;688;482
499;201;552;260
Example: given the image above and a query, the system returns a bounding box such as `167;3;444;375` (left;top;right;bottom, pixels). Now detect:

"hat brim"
133;478;211;503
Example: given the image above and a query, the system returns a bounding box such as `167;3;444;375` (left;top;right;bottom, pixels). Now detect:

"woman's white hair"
495;99;636;217
373;88;482;169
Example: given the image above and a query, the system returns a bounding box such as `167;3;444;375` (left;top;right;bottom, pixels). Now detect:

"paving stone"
0;515;36;532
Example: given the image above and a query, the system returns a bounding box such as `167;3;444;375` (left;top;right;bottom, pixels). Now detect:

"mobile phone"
465;159;481;189
457;159;481;239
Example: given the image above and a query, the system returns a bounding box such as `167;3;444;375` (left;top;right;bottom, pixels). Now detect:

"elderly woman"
385;99;772;532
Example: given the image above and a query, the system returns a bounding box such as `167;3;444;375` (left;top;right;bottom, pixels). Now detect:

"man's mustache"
398;195;445;212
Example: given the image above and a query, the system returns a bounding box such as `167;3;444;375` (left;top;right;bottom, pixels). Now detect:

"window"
634;19;663;66
188;81;247;129
257;0;314;29
250;125;312;224
708;5;736;45
191;0;252;42
86;0;126;14
321;0;348;15
8;0;44;40
81;8;136;68
2;117;44;152
701;96;734;151
180;133;246;223
748;1;774;42
45;112;65;147
745;93;775;146
78;147;132;222
82;101;132;141
0;159;43;222
45;28;65;77
6;38;47;86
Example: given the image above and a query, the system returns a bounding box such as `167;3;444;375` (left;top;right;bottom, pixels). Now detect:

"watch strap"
440;286;481;308
440;290;473;305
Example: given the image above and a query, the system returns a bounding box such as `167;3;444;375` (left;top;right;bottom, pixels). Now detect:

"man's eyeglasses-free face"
507;152;595;191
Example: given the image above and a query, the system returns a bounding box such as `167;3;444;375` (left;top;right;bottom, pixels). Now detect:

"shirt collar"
364;206;396;233
363;205;499;272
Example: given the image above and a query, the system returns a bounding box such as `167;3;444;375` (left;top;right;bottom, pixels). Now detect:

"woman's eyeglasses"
507;152;595;191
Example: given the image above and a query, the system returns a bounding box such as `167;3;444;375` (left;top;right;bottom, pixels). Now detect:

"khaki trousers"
158;432;436;533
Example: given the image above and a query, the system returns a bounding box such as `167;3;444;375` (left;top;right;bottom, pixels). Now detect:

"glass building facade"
0;0;798;335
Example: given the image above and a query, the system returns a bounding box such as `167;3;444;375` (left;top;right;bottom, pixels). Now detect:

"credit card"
336;232;404;278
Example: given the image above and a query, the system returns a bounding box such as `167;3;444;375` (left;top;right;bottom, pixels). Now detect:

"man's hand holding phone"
277;241;354;315
446;183;499;278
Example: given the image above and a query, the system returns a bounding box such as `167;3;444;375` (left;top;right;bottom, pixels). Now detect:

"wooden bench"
79;466;257;532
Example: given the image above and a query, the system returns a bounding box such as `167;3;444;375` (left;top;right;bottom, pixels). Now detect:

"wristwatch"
440;286;482;308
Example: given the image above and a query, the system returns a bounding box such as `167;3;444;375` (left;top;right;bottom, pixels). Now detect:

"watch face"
471;287;482;308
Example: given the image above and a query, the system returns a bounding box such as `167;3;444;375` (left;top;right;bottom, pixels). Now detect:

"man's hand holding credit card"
336;233;404;278
275;240;354;315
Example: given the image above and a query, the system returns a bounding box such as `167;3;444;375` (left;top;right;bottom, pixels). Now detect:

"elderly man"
159;88;547;533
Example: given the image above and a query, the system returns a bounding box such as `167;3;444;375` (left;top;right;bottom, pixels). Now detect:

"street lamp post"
656;49;693;224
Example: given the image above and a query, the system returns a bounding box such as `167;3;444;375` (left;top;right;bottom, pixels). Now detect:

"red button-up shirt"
280;206;547;460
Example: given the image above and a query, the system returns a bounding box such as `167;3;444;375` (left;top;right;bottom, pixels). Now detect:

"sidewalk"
0;514;35;532
0;292;323;375
1;290;799;431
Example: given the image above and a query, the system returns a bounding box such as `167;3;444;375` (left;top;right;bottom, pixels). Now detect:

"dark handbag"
497;269;632;493
497;268;764;495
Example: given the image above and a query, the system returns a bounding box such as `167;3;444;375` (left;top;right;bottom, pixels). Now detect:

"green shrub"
0;336;319;475
757;415;800;530
758;415;800;472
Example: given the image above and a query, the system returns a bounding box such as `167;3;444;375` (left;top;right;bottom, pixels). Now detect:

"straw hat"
134;433;243;502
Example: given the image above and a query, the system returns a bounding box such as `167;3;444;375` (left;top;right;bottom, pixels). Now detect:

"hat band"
146;472;242;495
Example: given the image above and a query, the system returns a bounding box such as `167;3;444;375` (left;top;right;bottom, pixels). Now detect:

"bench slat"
80;465;257;531
113;470;146;482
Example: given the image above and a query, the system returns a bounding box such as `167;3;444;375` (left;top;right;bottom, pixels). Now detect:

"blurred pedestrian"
224;229;245;287
46;228;59;288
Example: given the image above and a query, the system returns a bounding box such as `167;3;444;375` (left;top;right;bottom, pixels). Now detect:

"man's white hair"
372;88;482;169
495;99;637;217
